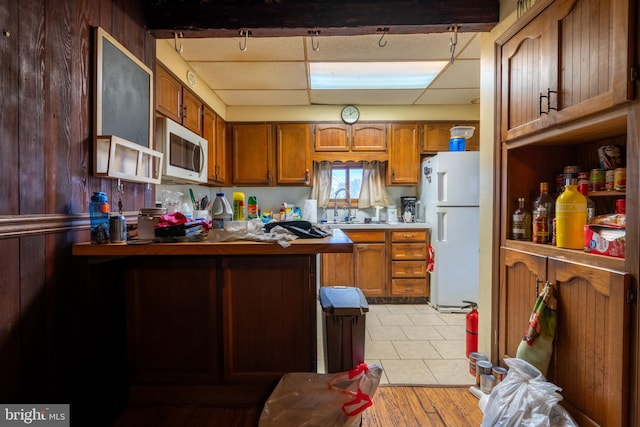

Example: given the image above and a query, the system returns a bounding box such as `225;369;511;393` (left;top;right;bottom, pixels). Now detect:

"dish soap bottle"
555;179;587;249
247;196;259;219
211;193;233;229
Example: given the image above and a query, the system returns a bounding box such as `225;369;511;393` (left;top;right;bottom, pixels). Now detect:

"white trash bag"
481;358;577;427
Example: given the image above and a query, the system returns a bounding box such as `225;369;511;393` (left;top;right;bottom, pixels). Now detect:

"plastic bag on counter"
208;218;299;247
259;363;383;427
481;358;577;427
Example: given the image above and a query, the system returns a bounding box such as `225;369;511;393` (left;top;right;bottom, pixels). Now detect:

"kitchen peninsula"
72;230;352;406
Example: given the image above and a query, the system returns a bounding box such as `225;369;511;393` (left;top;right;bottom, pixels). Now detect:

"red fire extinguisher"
463;300;478;358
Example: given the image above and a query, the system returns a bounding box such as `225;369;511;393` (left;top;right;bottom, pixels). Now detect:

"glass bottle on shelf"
555;179;587;249
533;182;554;244
512;197;531;241
577;185;596;224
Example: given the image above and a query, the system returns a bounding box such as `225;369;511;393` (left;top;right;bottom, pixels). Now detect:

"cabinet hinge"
626;287;636;304
632;66;639;85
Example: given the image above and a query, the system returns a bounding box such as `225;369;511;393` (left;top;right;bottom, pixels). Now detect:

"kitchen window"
330;162;362;206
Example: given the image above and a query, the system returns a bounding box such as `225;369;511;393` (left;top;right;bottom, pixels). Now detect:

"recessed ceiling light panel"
309;61;448;90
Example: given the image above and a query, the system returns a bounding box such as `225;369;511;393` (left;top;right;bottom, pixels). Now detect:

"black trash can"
319;286;369;373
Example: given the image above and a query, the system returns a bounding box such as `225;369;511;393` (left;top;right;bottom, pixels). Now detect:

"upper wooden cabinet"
351;123;387;151
314;123;387;152
422;122;480;152
499;0;634;142
203;106;229;186
314;123;349;151
387;123;420;185
276;124;311;186
156;64;204;135
231;124;274;185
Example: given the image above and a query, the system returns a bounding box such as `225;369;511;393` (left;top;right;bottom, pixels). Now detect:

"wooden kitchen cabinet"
276;123;311;185
221;256;316;383
422;122;480;153
351;123;387;151
127;257;220;385
498;247;547;362
156;64;204;135
498;246;631;425
390;230;429;297
320;229;387;297
498;0;633;142
204;106;229;185
231;124;274;185
314;123;349;151
387;123;420;185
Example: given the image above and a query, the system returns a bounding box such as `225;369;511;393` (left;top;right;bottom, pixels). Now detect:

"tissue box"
584;225;625;258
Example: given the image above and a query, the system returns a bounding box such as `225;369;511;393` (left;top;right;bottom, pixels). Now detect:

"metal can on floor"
475;360;493;387
468;352;487;377
480;374;497;394
492;366;508;382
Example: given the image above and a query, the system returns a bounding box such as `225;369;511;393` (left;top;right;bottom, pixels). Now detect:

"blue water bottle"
90;192;110;243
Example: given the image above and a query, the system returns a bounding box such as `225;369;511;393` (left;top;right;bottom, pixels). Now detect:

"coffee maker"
400;196;417;222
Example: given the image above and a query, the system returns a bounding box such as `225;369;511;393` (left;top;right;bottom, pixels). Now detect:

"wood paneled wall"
0;0;154;424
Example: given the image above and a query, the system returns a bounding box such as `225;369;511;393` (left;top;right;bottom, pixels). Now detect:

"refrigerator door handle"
437;211;446;242
437;172;446;202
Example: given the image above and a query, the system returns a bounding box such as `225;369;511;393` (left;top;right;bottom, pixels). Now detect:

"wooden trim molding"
0;211;139;239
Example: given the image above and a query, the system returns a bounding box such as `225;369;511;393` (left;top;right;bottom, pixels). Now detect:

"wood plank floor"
112;386;483;426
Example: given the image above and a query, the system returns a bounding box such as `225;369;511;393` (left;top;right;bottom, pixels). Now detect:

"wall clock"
341;105;359;124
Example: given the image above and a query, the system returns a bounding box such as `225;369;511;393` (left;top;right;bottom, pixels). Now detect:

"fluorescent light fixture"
309;61;448;90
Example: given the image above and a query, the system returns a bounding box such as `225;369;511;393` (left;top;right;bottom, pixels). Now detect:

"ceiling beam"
144;0;500;38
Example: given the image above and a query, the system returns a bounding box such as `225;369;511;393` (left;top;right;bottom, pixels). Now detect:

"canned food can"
614;168;626;191
110;215;127;243
492;366;508;382
589;169;605;191
480;374;497;394
468;352;487;377
605;169;615;190
475;360;493;387
598;145;622;170
616;199;626;214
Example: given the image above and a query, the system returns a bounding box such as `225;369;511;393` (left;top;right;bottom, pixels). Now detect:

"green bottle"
247;196;259;219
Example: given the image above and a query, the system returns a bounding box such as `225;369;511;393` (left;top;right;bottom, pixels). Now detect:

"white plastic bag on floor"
259;363;383;427
481;358;577;427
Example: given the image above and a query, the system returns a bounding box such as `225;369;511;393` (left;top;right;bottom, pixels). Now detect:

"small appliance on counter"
400;196;417;222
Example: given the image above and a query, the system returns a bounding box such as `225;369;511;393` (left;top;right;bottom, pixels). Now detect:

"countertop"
322;221;429;229
72;228;353;257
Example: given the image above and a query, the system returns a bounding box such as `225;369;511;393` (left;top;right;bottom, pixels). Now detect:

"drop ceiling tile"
430;59;480;89
180;37;306;61
415;88;480;105
215;90;310;106
190;62;308;90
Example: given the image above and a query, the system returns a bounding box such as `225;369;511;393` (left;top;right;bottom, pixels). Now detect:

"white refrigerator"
419;152;479;311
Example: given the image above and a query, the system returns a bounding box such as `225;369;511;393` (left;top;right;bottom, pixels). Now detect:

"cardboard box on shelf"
584;225;625;258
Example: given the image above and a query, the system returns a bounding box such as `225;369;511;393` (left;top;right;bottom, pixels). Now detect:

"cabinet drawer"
391;261;427;277
391;279;427;297
391;230;427;242
343;230;386;243
391;243;427;260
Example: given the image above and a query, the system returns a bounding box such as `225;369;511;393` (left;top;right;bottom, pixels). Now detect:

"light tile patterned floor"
317;303;476;386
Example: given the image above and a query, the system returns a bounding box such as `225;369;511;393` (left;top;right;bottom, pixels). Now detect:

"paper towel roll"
302;199;318;223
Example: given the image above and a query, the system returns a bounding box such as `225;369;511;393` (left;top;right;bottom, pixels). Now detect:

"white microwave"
155;117;208;184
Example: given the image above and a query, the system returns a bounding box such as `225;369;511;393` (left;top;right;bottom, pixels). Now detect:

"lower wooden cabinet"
126;254;317;404
321;228;430;300
499;246;631;426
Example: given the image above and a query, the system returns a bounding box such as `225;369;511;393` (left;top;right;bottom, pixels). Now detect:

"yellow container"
555;183;587;249
233;192;245;221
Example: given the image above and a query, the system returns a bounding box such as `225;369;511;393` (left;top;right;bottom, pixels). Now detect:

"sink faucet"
332;188;350;221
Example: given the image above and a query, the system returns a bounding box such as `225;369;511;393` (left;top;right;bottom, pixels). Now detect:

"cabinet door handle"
539;92;548;116
305;168;310;183
546;88;558;112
